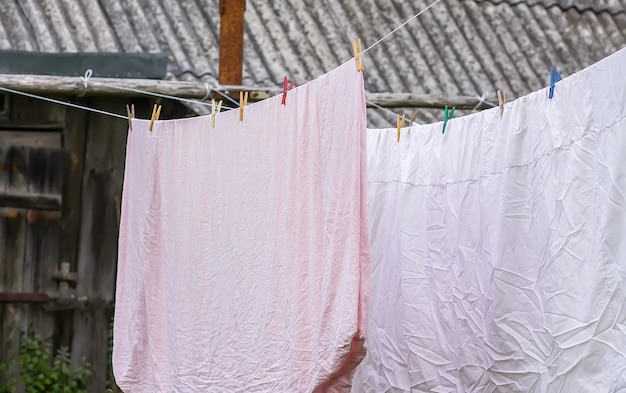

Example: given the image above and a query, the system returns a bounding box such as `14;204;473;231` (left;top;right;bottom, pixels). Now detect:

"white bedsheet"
354;48;626;392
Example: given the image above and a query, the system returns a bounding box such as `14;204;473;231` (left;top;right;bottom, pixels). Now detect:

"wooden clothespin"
396;113;406;143
239;91;248;122
211;99;222;128
149;104;161;132
548;67;562;99
497;90;507;118
281;76;295;105
126;104;135;131
442;105;455;134
351;39;364;72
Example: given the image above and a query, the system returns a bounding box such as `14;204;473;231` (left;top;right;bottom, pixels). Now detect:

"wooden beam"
0;121;64;130
366;93;497;110
0;192;62;211
218;0;246;88
0;292;50;303
0;74;274;100
0;74;498;110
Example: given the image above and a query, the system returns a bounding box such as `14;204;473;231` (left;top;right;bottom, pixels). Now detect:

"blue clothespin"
442;105;455;134
549;67;562;99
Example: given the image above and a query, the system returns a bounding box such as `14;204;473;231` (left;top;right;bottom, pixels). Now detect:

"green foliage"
0;331;91;393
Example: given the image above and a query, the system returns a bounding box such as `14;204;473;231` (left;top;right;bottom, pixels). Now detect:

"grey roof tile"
0;0;624;126
473;0;626;15
1;1;36;51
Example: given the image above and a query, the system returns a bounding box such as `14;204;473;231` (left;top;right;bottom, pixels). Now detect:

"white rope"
89;81;236;110
210;82;240;107
368;100;423;126
471;93;497;112
362;0;444;55
78;69;93;97
201;83;211;101
0;85;127;119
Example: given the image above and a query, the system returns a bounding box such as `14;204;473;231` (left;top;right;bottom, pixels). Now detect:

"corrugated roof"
0;0;625;126
474;0;626;15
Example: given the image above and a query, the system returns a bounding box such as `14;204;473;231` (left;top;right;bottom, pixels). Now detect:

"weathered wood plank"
0;73;499;109
0;147;67;210
72;97;128;391
0;292;50;302
20;148;67;341
3;147;28;193
0;93;7;116
0;74;273;99
0;131;62;148
57;101;88;351
0;208;26;385
366;92;498;110
22;208;63;343
0;147;6;193
0;121;65;130
8;95;66;123
0;192;61;210
0;145;68;387
0;147;67;195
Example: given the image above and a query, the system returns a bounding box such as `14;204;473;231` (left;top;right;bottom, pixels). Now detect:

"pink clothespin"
281;76;295;105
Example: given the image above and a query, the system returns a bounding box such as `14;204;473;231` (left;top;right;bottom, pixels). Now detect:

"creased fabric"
113;60;370;393
353;48;626;392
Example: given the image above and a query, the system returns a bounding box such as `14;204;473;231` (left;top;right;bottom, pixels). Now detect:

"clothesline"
0;85;128;120
0;81;241;119
95;80;239;109
368;100;423;126
0;0;457;123
361;0;443;56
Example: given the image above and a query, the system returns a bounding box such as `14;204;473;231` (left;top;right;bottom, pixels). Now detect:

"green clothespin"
442;105;455;134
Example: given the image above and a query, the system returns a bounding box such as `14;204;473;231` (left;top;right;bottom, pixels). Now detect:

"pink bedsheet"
113;60;370;392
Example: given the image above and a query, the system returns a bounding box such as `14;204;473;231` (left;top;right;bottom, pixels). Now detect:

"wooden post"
218;0;246;91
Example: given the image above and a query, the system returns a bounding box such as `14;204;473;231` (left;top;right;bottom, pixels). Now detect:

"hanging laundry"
113;60;370;392
352;47;626;392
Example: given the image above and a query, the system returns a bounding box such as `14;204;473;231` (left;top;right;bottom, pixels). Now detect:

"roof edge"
0;51;169;79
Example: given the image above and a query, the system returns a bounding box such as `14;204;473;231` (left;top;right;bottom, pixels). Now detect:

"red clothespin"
282;76;295;105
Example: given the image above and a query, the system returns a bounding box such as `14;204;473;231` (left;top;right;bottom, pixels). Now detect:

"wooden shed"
0;52;191;391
